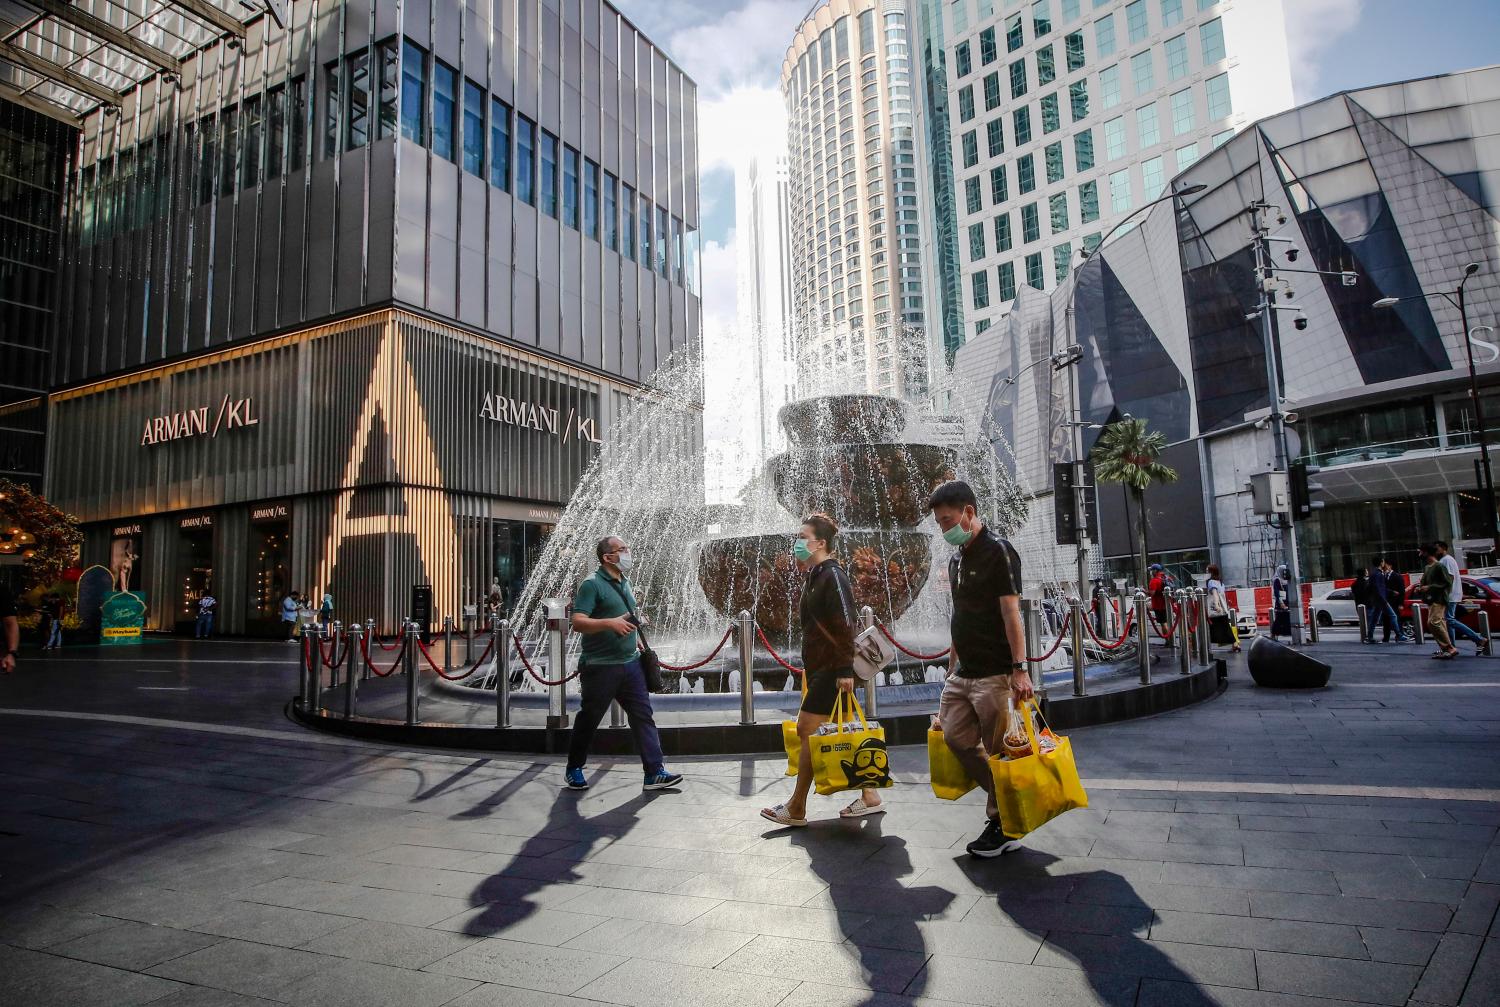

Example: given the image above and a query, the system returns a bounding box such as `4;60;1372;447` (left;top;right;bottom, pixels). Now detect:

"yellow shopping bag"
810;692;894;796
928;727;978;801
782;673;810;776
988;700;1088;838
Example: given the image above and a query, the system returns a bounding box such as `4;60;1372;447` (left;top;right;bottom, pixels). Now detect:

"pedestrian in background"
1271;565;1292;641
762;513;881;826
1351;567;1373;643
318;593;334;629
195;591;216;639
1419;546;1456;659
1;582;18;673
1205;565;1239;653
1435;542;1484;652
281;590;301;642
1148;563;1172;647
1372;558;1400;644
43;594;65;650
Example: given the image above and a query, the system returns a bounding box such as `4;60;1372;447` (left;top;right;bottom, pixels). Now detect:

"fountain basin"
767;443;957;529
779;394;909;445
696;531;933;638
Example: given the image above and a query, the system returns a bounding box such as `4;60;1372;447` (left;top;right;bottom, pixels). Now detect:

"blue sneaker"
643;770;683;791
564;767;589;791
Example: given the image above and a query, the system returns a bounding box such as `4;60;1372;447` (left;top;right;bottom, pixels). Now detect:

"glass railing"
1299;434;1441;468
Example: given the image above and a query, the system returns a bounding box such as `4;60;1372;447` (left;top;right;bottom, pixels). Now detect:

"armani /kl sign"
479;390;601;444
141;394;260;447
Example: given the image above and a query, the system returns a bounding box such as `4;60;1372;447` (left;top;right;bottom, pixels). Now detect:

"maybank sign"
478;390;602;445
141;394;260;447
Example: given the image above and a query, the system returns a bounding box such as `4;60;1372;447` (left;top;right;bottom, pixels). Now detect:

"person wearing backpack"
563;535;683;792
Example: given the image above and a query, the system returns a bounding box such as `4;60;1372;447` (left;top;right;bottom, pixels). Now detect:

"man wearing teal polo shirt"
564;535;683;792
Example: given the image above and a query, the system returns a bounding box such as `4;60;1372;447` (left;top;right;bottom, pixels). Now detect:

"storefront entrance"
247;502;291;637
492;520;554;619
174;513;215;634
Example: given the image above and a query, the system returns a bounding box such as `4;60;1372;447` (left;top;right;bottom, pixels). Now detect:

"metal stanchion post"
1021;598;1041;669
1307;606;1320;644
301;631;316;714
544;598;569;729
1135;591;1151;684
404;621;420;726
1480;611;1493;657
327;622;341;691
1194;590;1210;666
1176;590;1192;676
442;616;453;678
344;625;360;718
363;619;376;680
1413;603;1425;645
1068;596;1086;697
860;605;878;717
738;611;756;725
463;608;474;664
495;619;511;728
1357;604;1369;644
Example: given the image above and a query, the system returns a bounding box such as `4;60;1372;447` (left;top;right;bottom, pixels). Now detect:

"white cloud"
659;0;806;97
1282;0;1366;100
697;85;786;176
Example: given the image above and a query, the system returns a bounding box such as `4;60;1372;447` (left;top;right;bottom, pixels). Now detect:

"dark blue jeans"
566;658;664;775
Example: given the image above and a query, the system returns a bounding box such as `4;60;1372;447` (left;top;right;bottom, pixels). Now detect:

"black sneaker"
966;819;1022;858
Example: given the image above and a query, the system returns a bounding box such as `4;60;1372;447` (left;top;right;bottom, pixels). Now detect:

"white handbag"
852;624;897;682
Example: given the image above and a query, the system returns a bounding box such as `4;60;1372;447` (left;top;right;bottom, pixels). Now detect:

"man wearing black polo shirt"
930;480;1033;857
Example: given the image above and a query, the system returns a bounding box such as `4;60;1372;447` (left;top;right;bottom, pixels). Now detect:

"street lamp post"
1374;263;1496;543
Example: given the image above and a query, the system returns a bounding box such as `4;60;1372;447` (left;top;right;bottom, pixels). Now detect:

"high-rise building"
735;149;795;457
782;0;931;401
5;1;701;633
947;0;1293;338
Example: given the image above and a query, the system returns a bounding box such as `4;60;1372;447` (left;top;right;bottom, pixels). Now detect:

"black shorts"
801;667;855;717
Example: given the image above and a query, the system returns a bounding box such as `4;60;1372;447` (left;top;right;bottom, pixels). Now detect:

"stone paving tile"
421;938;625;994
1249;892;1454;931
561;918;756;968
574;954;801;1007
429;904;609;945
43;920;224;971
1091;838;1245;866
1333;871;1469;905
0;904;123;950
441;983;588;1007
1068;879;1253;916
1155;863;1342;895
1254;949;1422;1005
846;916;1044;964
1356;926;1443;965
691;901;875;943
274;955;480;1007
1460;938;1500;1005
668;870;829;906
147;988;285;1006
1149;910;1368;959
295;918;485;969
1036;932;1258;988
914;954;1138;1006
717;932;929;992
190;900;358;948
1410;932;1486;1005
546;884;722;925
315;885;473;926
144;938;331;1000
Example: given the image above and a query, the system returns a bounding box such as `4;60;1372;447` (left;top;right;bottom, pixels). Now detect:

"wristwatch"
1011;661;1025;672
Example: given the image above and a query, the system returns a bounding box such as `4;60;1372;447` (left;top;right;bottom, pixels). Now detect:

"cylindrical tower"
781;0;929;403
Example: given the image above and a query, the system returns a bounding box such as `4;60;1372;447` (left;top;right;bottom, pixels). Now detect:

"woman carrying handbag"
1205;564;1239;653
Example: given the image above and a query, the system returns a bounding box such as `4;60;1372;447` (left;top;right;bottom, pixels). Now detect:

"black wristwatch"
1011;662;1025;672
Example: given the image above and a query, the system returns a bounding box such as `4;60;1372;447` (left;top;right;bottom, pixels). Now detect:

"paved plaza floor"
2;633;1498;1006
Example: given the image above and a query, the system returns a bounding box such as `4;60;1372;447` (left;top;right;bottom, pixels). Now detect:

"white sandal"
760;802;808;827
839;794;886;818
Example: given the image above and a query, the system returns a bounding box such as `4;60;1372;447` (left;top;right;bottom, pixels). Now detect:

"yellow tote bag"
783;673;809;776
928;727;977;801
810;692;894;796
988;700;1088;839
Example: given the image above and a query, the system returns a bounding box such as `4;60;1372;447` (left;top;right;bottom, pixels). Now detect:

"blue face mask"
943;515;975;547
792;539;814;562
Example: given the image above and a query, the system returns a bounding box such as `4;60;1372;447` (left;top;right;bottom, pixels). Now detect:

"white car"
1309;588;1359;627
1233;607;1258;637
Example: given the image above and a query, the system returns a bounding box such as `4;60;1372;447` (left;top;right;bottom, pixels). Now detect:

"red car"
1455;576;1500;633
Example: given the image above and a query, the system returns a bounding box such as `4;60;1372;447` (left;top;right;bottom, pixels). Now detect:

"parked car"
1454;576;1500;635
1234;607;1258;637
1310;588;1358;627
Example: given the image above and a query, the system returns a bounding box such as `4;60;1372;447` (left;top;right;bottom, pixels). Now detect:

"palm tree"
1090;418;1179;588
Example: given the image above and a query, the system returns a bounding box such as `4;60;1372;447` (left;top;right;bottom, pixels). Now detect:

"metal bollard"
1068;596;1086;697
544;598;569;729
610;700;626;727
363;619;376;680
463;609;474;664
404;621;420;726
443;616;453;678
1357;604;1369;644
1021;598;1042;668
860;605;879;718
495;619;511;728
344;624;360;718
738;611;756;725
1135;590;1151;684
328;622;342;692
301;630;317;714
1194;589;1210;666
1307;606;1320;644
1413;603;1425;645
1176;590;1192;676
1480;611;1493;657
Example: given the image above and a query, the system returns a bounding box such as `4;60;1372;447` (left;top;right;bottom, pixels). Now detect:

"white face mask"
616;553;634;572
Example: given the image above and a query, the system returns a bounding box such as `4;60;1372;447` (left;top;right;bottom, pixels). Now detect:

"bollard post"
327;622;341;692
1135;590;1151;685
1176;590;1192;676
1068;596;1086;697
860;605;879;718
1307;605;1320;644
737;611;756;725
442;616;453;678
1194;589;1210;666
544;598;569;729
301;630;317;714
404;621;420;726
343;625;360;717
1021;598;1042;669
495;619;511;728
610;700;626;727
1480;611;1493;657
1413;603;1425;645
363;619;376;680
463;607;474;664
1356;604;1369;644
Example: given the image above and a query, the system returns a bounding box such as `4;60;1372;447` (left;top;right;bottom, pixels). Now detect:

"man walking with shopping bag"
928;480;1034;857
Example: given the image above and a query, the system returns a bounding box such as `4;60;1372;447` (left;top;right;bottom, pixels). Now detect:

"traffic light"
1054;462;1079;545
1289;462;1324;521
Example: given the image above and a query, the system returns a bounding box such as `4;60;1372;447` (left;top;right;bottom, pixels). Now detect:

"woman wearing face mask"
761;512;882;826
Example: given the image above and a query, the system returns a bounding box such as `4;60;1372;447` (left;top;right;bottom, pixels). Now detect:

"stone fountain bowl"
779;394;909;446
767;443;957;530
696;531;933;639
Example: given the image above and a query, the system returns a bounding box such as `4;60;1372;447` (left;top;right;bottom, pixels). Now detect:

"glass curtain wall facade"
41;1;703;634
950;66;1500;590
782;0;931;401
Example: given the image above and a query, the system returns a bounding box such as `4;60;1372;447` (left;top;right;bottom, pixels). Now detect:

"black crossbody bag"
600;576;665;693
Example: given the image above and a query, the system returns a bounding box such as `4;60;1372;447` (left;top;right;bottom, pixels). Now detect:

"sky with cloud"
615;0;1500;496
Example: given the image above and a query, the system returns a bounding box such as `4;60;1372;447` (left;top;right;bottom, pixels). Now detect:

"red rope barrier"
1025;613;1070;663
754;624;805;676
875;623;950;661
658;626;735;673
318;635;347;669
511;633;582;687
1082;610;1136;651
369;632;402;652
414;637;488;681
358;633;406;678
1150;604;1182;641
